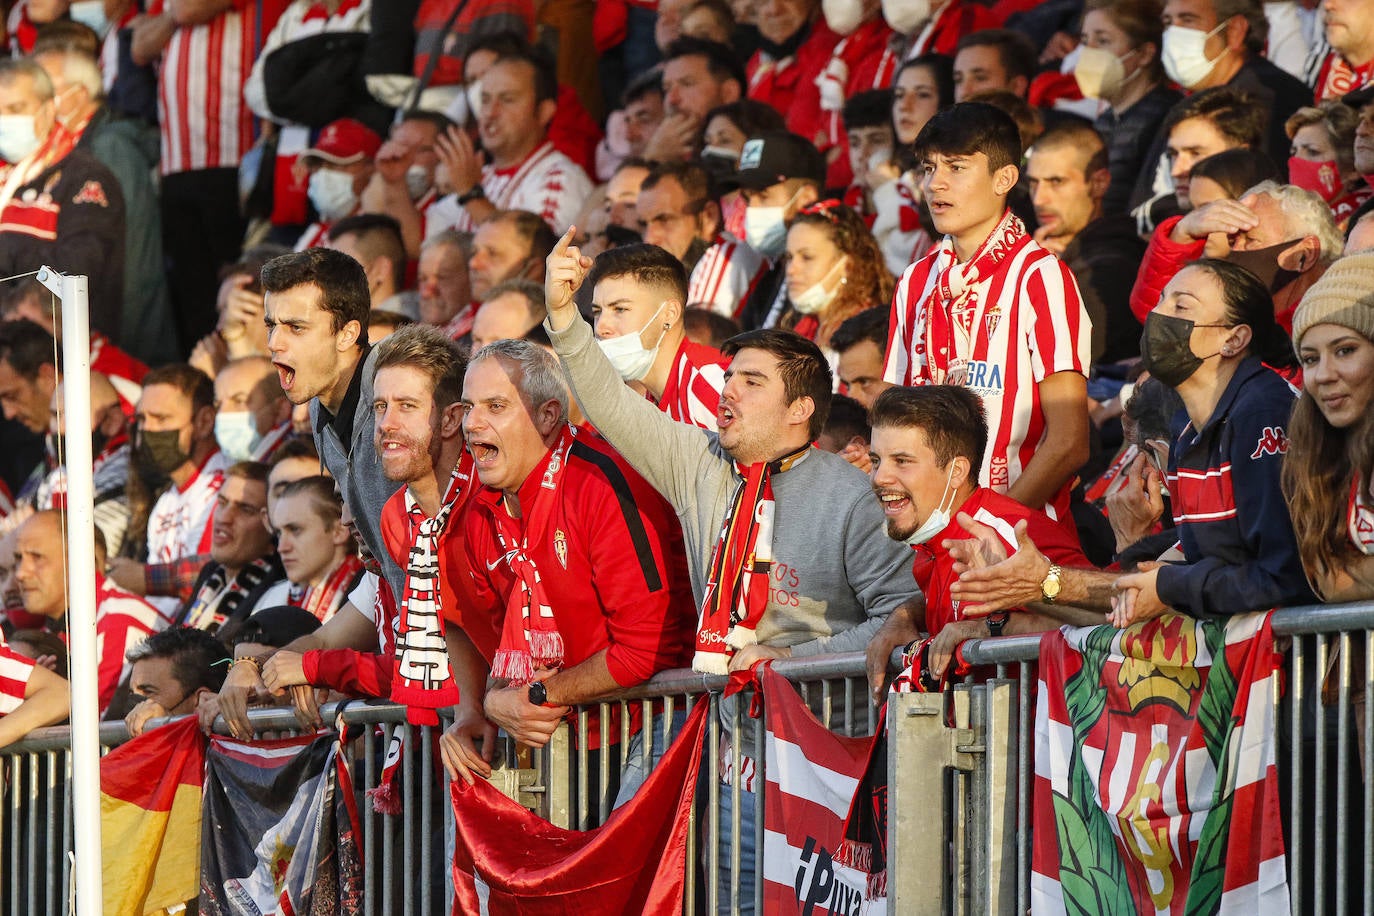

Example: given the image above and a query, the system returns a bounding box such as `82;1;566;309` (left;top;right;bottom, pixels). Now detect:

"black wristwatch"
527;682;548;706
457;184;486;205
986;612;1010;637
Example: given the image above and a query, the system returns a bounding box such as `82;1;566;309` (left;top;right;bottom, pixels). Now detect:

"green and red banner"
1032;612;1289;914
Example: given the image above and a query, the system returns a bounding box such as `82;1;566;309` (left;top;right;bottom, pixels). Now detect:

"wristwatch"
457;184;486;205
527;682;548;707
1040;563;1063;603
986;612;1010;637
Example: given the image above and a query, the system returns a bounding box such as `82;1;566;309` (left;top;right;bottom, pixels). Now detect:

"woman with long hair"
1283;252;1374;600
773;200;893;352
1286;103;1372;229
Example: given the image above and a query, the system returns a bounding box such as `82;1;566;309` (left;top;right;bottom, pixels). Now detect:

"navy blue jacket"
1156;358;1316;618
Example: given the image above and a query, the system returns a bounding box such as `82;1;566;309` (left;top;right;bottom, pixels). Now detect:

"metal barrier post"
970;679;1019;916
886;691;977;914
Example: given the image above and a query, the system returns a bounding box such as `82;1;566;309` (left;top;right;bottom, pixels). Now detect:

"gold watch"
1040;563;1063;603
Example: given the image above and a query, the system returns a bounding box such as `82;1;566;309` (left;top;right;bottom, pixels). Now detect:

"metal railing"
1;603;1371;915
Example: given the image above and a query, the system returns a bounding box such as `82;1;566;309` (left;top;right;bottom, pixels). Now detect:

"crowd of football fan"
0;0;1372;906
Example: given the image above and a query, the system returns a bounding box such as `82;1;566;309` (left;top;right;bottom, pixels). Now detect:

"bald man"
13;511;166;714
36;372;133;555
213;356;293;462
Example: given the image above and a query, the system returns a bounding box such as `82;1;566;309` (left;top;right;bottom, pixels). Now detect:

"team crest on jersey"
73;180;108;207
1250;426;1288;459
983;305;1002;337
553;529;567;569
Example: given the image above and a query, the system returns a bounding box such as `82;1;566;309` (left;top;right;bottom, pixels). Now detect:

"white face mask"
308;167;358;222
904;461;958;546
68;0;110;36
1074;46;1135;99
404;163;432;200
822;0;866;36
791;256;848;314
745;201;792;259
215;412;261;462
597;301;669;381
1161;20;1229;89
465;81;483;123
0;114;41;164
882;0;932;36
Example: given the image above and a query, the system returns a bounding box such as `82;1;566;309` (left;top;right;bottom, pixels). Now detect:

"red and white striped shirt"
446;141;591;233
884;220;1089;520
687;234;767;320
92;574;169;712
145;450;229;618
150;0;290;175
659;339;728;431
0;638;34;717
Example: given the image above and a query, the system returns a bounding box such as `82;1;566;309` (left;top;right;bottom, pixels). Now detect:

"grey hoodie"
548;316;915;658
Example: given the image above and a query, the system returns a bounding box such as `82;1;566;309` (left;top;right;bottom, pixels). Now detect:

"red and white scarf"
391;459;470;725
489;428;574;684
693;445;810;674
925;210;1028;386
288;554;364;622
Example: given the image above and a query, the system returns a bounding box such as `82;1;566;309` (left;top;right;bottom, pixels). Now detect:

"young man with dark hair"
884;102;1092;528
0;318;57;437
830;306;892;409
454;338;695;811
862;385;1096;694
442;43;592;233
637;160;767;320
546;228;918;904
586;243;728;429
109;363;227;618
953;28;1038;101
839;88;895;217
816;393;871;465
260;247;403;600
1160;86;1266;210
644;37;746;162
1026;122;1146;365
123;626;232;737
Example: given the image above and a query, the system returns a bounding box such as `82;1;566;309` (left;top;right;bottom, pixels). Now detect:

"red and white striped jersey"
687;234;767;320
659;339;728;431
294;219;332;251
884;229;1090;519
145;450;228;618
150;0;290;175
0;638;34;717
445;141;591;233
93;574;169;712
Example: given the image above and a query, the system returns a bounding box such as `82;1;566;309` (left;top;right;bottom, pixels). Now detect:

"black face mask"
1224;239;1303;294
1139;312;1230;388
756;19;812;60
135;427;191;477
701;150;738;184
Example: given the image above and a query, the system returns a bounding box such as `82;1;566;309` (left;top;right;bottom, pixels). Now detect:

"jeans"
711;781;757;916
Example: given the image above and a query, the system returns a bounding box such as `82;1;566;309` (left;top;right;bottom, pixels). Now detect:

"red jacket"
463;431;696;690
911;488;1087;637
821;17;899;188
1129;215;1204;323
914;0;998;57
748;21;841;151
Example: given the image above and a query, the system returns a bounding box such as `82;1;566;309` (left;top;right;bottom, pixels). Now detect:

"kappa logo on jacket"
1249;426;1288;460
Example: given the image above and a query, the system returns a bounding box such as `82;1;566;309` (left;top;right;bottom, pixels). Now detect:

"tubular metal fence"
1;603;1372;914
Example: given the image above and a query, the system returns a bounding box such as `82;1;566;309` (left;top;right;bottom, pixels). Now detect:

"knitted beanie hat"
1291;252;1374;349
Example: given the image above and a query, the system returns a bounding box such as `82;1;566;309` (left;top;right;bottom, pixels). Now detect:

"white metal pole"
37;266;103;916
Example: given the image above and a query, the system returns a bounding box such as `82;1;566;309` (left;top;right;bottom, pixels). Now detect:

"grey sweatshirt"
548;316;915;657
310;347;405;600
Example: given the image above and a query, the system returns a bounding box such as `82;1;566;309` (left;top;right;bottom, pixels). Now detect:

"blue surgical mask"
745;204;789;258
904;462;958;546
68;0;111;36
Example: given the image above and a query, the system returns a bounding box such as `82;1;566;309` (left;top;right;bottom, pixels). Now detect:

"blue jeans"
613;706;686;808
712;781;757;915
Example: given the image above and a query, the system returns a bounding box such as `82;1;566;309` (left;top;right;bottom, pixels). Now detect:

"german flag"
100;716;205;916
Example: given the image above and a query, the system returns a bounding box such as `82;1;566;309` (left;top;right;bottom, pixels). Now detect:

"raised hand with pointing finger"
545;225;593;328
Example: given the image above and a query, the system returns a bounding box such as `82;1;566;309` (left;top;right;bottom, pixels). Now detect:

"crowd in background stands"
0;0;1372;905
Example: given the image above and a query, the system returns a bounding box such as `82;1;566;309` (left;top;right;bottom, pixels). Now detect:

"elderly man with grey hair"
33;44;174;365
0;58;126;340
1140;179;1342;332
450;338;697;818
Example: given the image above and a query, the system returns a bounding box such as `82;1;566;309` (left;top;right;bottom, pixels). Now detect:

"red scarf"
391;458;470;725
693;445;810;674
489;427;574;684
925;210;1028;385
